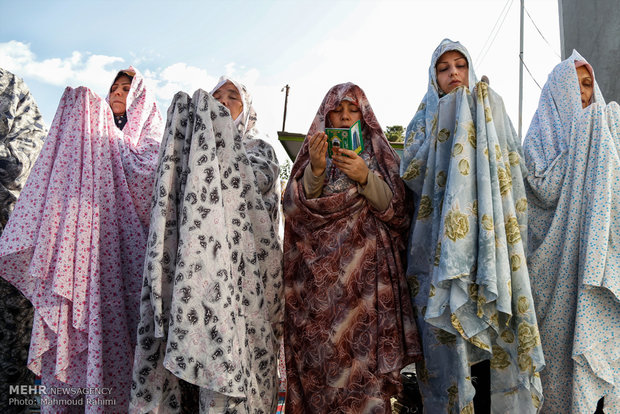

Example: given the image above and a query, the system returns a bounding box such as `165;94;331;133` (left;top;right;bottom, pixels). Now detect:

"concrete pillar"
559;0;620;102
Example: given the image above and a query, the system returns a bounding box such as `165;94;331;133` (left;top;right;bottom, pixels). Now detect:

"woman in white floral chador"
130;78;283;414
524;51;620;413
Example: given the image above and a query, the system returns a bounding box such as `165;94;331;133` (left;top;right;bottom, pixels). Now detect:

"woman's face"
109;75;132;116
436;50;469;94
576;66;593;108
213;81;244;120
328;100;362;129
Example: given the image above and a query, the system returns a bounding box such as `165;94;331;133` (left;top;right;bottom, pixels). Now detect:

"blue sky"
1;0;562;163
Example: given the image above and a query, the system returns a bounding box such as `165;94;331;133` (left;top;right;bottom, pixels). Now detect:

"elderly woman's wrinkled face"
328;100;362;129
576;66;593;108
436;50;469;94
109;75;132;116
213;81;244;120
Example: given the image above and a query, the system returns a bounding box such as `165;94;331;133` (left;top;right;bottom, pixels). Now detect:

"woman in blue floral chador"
401;39;544;413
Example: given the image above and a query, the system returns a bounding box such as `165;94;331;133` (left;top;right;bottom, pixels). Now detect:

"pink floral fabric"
0;67;162;412
283;83;422;413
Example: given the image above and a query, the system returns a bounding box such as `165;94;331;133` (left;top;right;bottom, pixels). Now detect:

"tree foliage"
385;125;405;142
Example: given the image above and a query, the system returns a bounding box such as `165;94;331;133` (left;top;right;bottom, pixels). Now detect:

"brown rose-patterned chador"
283;83;421;413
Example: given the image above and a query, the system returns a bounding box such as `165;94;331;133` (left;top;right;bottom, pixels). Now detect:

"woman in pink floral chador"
0;67;163;412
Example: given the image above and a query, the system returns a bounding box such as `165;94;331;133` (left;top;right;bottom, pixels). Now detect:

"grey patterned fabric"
130;89;283;414
0;68;46;233
0;67;46;413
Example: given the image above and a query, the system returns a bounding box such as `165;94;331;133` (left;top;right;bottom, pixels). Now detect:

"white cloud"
1;41;220;103
224;62;236;77
0;40;36;70
144;62;220;102
129;49;162;67
0;40;291;163
142;62;264;112
221;63;260;90
0;40;124;93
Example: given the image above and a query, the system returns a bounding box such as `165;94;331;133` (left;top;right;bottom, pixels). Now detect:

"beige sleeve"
303;163;326;199
358;171;393;211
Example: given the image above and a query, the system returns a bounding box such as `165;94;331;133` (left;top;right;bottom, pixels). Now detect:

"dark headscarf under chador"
283;82;421;413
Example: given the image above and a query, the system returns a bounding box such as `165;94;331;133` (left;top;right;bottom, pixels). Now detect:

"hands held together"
308;131;369;185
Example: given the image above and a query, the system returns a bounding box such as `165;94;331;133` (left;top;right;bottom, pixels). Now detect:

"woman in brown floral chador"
283;83;421;413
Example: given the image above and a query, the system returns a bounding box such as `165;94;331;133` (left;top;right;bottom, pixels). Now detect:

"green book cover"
325;120;364;158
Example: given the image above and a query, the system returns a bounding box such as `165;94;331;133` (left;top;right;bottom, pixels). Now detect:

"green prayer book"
326;120;364;158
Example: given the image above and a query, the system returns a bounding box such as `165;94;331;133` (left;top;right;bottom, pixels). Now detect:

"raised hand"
308;131;328;176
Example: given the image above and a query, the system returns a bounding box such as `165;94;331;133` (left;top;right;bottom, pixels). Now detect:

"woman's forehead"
576;66;592;79
338;96;358;105
113;77;132;85
437;50;467;63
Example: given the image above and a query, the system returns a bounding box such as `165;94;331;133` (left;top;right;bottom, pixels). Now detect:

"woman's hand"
308;131;328;176
333;148;369;185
